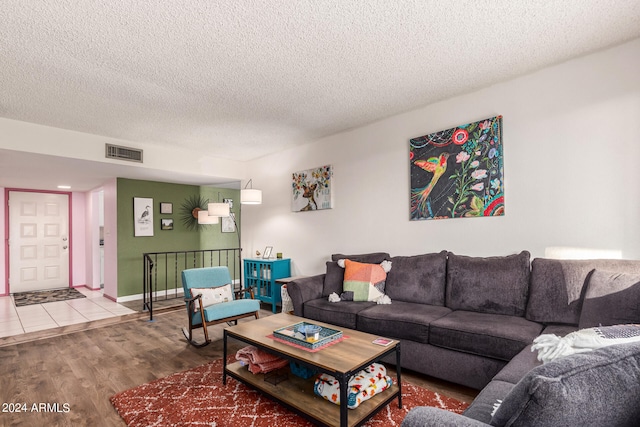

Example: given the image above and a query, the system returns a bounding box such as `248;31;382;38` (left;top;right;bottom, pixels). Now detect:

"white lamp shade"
241;188;262;204
197;209;219;224
208;202;230;217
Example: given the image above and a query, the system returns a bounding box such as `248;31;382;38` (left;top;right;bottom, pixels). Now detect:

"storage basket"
289;361;318;379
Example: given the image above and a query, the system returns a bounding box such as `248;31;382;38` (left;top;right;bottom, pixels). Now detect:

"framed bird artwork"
409;115;504;221
133;197;154;236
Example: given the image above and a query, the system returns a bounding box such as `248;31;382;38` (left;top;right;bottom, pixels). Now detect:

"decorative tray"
273;322;343;350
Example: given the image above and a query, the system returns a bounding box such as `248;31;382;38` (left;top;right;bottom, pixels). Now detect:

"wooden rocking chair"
181;266;260;347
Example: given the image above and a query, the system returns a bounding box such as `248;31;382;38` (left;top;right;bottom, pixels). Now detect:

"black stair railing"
142;248;241;320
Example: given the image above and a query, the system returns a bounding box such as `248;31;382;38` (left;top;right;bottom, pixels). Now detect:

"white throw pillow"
190;284;233;311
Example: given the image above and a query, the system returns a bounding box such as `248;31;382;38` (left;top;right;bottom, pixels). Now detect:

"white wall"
242;38;640;276
102;179;118;300
85;189;102;290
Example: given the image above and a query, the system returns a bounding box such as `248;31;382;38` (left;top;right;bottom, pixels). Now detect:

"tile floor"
0;287;137;338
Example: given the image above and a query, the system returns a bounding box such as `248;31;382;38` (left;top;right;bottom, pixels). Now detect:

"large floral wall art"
292;165;333;212
409;115;504;221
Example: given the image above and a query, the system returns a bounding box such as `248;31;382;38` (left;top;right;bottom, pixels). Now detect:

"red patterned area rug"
110;358;469;427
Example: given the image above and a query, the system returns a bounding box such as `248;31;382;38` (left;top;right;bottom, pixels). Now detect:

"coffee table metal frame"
223;314;402;427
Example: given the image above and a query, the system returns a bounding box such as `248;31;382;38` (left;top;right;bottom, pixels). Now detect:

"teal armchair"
181;266;260;347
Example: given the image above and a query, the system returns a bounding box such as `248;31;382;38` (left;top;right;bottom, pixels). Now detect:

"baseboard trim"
115;279;241;303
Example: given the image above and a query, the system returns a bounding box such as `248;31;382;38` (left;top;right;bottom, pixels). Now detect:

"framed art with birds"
409;115;504;221
133;197;154;236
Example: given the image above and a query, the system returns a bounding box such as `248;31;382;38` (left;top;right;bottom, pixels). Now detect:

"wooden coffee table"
223;313;402;427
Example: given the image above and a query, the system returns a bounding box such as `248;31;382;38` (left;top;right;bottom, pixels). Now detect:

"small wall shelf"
244;258;291;313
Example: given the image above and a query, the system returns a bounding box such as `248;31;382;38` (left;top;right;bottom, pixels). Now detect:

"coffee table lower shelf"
225;361;400;427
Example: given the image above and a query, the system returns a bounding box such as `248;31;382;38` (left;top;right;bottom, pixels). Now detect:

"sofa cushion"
303;298;375;329
330;252;390;263
579;270;640;329
490;325;577;383
357;301;451;344
402;406;489;427
541;323;578;336
491;341;640;427
342;259;388;302
525;258;640;325
429;310;543;361
385;251;447;305
446;251;531;316
463;379;514;425
323;253;391;297
491;345;539;385
322;262;344;297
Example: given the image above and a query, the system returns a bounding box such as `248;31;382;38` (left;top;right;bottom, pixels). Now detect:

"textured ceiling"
1;1;640;163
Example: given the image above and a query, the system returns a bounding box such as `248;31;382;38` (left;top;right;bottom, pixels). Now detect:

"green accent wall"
116;178;241;297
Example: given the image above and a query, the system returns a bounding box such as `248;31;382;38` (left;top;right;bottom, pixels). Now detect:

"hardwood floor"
0;307;477;426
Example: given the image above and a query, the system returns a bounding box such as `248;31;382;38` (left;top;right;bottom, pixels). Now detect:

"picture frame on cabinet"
263;246;273;259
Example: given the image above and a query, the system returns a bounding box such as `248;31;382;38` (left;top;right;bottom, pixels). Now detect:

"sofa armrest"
401;407;489;427
287;274;325;317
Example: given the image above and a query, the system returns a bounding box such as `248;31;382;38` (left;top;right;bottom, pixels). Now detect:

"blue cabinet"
244;258;291;313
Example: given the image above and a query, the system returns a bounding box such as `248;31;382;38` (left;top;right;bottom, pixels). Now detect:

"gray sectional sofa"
286;251;640;425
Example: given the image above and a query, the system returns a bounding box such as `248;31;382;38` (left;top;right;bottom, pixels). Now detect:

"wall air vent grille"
105;144;143;163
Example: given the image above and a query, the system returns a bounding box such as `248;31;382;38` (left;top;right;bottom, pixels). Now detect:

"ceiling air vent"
105;144;143;163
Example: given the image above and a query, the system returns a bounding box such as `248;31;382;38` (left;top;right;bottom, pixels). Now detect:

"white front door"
9;191;70;292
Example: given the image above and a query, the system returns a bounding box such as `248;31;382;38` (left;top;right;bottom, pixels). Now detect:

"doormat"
13;288;86;307
110;357;469;427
